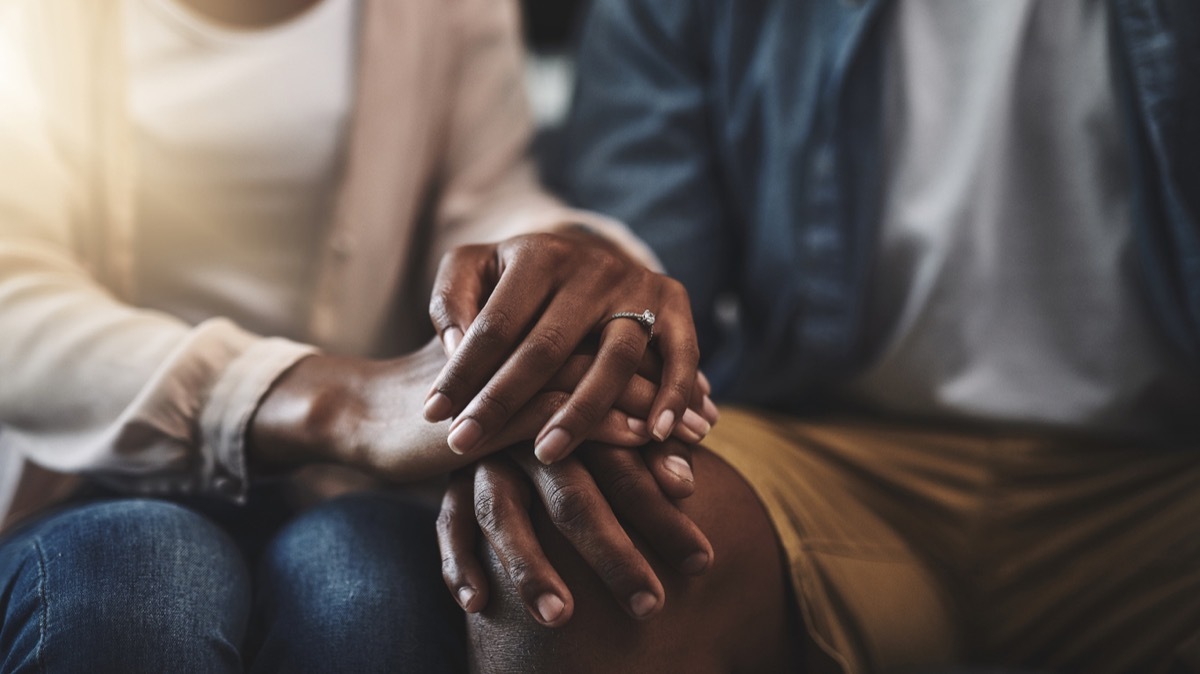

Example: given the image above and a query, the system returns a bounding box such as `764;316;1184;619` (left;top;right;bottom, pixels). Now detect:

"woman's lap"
0;492;463;674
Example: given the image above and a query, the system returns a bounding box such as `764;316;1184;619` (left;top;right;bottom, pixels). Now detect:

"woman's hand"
424;227;701;464
247;339;714;483
437;440;712;627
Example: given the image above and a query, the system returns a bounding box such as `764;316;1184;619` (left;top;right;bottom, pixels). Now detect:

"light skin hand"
437;440;712;627
424;227;702;465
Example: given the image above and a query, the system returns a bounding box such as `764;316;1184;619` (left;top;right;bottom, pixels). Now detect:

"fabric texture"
0;0;659;529
846;0;1200;436
0;493;464;673
562;0;1200;411
126;0;358;341
705;407;1200;674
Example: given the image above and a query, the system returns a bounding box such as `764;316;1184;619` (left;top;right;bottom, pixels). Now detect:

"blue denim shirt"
562;0;1200;412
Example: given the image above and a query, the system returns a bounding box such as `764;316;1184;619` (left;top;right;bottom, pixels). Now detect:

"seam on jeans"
32;538;48;674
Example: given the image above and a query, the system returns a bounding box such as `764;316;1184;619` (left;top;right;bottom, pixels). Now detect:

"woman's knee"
0;498;249;673
251;492;465;673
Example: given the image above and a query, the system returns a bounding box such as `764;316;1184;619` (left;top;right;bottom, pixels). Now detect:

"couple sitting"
2;0;1200;672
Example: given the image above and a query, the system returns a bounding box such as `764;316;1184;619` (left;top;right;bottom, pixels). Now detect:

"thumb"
430;244;495;357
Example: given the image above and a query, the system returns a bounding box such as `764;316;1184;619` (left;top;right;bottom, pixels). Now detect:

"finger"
478;390;646;457
545;354;663;426
642;440;696;500
579;446;713;576
544;354;712;446
645;280;701;442
699;390;720;427
532;317;649;464
427;238;566;424
428;245;493;362
451;295;599;456
510;451;666;620
437;470;489;612
430;266;557;446
473;457;575;627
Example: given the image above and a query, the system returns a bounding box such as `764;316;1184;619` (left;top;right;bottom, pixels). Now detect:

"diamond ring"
609;309;656;341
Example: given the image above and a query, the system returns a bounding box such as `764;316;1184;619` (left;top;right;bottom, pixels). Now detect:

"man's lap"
467;408;1200;674
466;446;805;673
704;408;1200;673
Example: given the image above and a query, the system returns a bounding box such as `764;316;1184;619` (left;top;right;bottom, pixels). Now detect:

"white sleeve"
0;9;315;501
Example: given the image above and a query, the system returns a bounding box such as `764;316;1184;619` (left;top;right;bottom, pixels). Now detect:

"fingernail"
682;551;709;575
448;418;483;454
651;410;675;442
534;427;572;464
682;408;712;437
626;417;648;435
442;327;464;356
702;395;720;424
697;370;712;395
674;424;704;444
457;586;477;609
630;591;658;618
664;455;694;484
537;593;565;624
424;392;452;422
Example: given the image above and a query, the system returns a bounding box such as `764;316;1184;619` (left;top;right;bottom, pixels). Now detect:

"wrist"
247;354;363;474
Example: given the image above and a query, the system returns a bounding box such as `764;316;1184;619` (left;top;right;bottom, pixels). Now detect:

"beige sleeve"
0;12;315;501
423;0;662;279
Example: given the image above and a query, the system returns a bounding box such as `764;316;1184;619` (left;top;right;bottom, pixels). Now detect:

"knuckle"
605;333;646;370
590;248;624;277
595;556;642;587
472;387;518;424
440;555;459;581
473;492;506;533
472;309;519;351
545;483;597;533
604;467;649;504
664;275;690;302
435;507;456;537
522;324;574;369
428;294;452;327
437;365;474;397
562;395;609;427
506;558;538;594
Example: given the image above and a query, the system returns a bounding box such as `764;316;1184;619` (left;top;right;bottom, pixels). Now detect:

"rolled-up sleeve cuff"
198;336;318;502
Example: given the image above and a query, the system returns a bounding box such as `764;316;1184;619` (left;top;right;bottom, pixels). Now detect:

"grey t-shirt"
844;0;1200;438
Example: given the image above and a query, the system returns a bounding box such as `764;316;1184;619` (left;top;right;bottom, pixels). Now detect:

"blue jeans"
0;492;465;673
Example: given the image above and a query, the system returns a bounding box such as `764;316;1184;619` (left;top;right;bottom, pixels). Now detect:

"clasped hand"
427;228;718;626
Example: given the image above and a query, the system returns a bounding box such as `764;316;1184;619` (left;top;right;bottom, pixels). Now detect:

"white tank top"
125;0;357;341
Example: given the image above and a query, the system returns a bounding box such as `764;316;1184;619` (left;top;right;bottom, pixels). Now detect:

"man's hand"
424;228;704;464
437;440;713;627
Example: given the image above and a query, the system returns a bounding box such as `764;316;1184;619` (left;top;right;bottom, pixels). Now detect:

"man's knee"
466;449;796;674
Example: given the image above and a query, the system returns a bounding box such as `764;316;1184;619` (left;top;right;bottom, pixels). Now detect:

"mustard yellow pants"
704;407;1200;673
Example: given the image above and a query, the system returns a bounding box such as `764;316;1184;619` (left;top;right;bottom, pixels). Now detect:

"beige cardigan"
0;0;656;530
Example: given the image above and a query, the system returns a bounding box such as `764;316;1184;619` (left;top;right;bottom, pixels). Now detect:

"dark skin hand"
248;339;716;483
425;227;706;465
439;440;713;627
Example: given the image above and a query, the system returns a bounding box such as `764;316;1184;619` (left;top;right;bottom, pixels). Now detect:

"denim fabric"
0;494;464;674
563;0;1200;412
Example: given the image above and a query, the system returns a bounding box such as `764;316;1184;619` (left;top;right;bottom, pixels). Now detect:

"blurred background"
520;0;589;192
